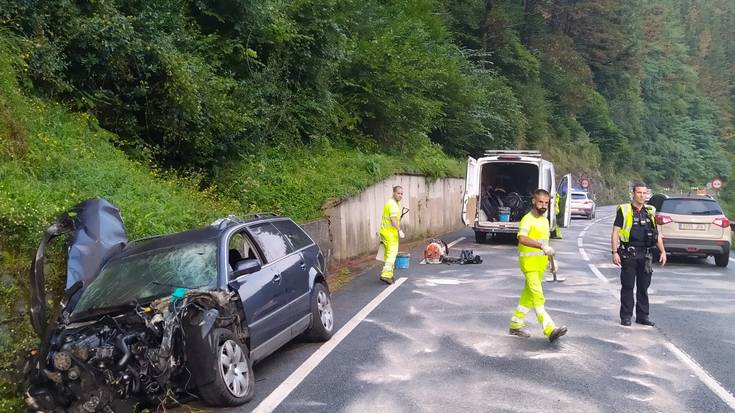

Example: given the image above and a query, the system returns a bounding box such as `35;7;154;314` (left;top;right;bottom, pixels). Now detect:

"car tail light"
583;200;592;204
656;215;673;225
713;217;730;228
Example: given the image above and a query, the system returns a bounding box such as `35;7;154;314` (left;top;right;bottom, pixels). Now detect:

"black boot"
548;326;568;342
635;318;655;326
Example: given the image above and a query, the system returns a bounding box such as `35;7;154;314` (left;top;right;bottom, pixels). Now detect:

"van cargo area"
478;162;538;224
462;150;571;243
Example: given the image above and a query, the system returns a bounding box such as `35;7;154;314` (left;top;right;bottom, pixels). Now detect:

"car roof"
121;213;288;257
654;194;715;201
120;226;222;258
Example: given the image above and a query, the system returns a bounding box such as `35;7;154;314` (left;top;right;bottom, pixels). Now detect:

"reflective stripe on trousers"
510;271;557;336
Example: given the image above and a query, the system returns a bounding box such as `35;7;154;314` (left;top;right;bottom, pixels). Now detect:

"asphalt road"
212;205;735;413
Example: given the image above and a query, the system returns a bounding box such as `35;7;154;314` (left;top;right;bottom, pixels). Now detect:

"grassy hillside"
216;142;464;221
0;34;464;407
0;37;239;409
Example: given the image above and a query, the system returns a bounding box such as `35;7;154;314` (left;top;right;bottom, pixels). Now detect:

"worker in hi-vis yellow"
379;186;405;285
509;189;568;342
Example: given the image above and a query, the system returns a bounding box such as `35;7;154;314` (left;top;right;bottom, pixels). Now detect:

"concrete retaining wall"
301;174;465;263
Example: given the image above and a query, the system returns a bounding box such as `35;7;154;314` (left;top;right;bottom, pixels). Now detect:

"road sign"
580;178;590;189
712;178;723;190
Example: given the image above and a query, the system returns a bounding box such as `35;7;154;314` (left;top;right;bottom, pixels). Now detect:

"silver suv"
648;194;731;267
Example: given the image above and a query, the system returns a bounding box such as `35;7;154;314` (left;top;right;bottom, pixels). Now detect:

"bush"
216;141;463;221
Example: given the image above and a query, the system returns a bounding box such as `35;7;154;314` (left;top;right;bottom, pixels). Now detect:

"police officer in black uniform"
611;182;666;327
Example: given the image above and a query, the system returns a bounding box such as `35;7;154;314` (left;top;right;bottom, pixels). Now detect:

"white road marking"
577;238;584;247
588;263;609;283
579;231;586;237
664;342;735;410
582;211;735;409
447;237;466;248
580;248;590;262
251;277;408;413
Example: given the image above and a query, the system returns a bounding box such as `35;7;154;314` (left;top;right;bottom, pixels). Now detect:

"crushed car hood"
30;198;128;338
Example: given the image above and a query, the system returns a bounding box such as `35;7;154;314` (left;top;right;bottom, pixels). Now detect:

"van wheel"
198;328;254;407
715;250;729;267
474;231;486;244
305;283;334;342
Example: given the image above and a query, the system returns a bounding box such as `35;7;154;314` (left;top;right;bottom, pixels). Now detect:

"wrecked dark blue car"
26;198;334;411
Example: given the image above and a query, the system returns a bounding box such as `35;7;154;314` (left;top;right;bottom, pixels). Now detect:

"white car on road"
570;191;596;219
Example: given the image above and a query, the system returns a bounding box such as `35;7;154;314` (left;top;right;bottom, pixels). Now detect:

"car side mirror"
730;223;735;232
231;259;261;279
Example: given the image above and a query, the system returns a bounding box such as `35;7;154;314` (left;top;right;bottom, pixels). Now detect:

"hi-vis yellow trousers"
380;227;399;280
510;271;557;336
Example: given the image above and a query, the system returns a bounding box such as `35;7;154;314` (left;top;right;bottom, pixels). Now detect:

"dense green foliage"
2;0;735;407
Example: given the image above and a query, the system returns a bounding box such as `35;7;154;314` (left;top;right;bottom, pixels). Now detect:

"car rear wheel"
198;328;255;406
715;250;730;267
305;283;334;342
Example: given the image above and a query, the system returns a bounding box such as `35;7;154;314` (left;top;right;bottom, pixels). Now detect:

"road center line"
577;237;584;247
730;257;735;264
251;277;407;413
664;342;735;410
588;263;609;283
447;237;465;248
580;248;590;262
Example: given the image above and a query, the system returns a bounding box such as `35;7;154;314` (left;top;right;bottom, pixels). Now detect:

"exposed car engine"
25;290;244;412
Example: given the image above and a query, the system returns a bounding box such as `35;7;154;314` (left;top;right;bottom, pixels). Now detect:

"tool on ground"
443;249;482;265
545;255;565;282
423;238;448;264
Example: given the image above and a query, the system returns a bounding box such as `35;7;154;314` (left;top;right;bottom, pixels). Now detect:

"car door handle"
300;261;307;270
273;273;282;284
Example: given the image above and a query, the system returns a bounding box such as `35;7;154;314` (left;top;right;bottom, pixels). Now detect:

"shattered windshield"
73;241;218;316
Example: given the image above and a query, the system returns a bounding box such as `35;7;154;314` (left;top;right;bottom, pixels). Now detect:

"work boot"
548;326;568;343
509;328;530;338
621;318;631;326
380;276;394;285
635;318;655;327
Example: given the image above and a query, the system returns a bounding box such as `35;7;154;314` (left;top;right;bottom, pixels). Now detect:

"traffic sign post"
711;178;723;190
580;177;590;190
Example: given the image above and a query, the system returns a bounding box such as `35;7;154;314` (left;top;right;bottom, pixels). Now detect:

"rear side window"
571;193;587;200
272;220;313;251
248;222;292;263
660;199;723;216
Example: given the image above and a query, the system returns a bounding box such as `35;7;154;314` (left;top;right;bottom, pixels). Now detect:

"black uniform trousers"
619;251;652;321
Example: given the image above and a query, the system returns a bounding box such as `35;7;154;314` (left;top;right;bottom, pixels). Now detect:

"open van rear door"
462;157;479;226
556;174;572;228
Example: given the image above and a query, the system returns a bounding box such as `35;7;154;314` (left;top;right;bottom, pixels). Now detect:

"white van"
462;150;572;243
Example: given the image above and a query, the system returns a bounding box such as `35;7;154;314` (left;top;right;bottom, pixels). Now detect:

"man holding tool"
509;189;568;342
379;186;405;285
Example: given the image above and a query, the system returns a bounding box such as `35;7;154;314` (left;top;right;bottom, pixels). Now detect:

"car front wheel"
198;328;255;407
305;283;334;342
715;249;730;267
